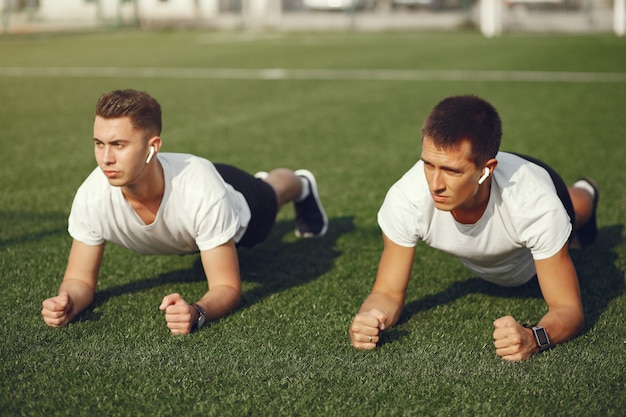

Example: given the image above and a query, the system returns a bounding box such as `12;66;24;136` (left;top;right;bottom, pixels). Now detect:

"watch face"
532;326;550;349
536;329;549;345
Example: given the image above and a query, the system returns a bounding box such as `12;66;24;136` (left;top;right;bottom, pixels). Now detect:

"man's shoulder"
493;152;563;217
160;152;209;166
160;153;225;198
380;161;432;216
494;152;555;191
74;166;111;199
159;152;216;174
390;161;429;199
392;161;423;185
70;168;115;232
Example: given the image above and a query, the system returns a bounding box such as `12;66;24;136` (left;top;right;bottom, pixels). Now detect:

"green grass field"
1;29;625;416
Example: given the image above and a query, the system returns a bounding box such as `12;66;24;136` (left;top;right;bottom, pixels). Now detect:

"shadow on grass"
0;211;67;248
237;217;354;306
80;216;354;321
571;224;625;334
381;224;624;346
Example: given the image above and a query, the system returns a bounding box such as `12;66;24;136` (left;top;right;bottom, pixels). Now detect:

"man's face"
93;116;152;188
420;136;485;213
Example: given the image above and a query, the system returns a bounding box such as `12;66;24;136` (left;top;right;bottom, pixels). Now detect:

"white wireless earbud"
477;167;490;185
146;146;155;164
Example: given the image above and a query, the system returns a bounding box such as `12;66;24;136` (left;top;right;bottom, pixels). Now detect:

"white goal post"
479;0;625;37
616;0;626;36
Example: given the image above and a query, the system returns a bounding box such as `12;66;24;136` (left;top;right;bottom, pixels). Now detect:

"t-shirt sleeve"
156;156;243;253
377;183;420;248
513;185;572;260
192;179;241;252
67;186;106;246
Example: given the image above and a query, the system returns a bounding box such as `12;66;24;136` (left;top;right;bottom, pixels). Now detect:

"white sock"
295;176;310;203
573;180;595;199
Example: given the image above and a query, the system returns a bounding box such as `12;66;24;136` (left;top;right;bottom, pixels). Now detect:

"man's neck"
451;178;491;224
122;161;164;224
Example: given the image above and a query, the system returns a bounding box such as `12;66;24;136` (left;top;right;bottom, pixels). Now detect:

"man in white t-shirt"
42;89;328;335
349;95;599;361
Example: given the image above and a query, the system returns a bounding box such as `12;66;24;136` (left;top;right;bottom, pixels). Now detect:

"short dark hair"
95;89;162;138
421;95;502;166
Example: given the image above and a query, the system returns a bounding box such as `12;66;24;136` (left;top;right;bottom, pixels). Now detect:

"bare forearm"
533;244;584;348
360;291;404;329
59;278;95;319
538;305;584;347
194;285;241;322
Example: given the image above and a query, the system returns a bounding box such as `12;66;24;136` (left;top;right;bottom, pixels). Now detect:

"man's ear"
477;158;498;185
485;158;498;175
147;136;162;153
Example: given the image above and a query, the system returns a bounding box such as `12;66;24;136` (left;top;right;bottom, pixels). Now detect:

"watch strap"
191;303;206;330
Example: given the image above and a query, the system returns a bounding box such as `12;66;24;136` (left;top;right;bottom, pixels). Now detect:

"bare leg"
259;168;328;238
568;186;593;231
263;168;303;211
568;178;599;247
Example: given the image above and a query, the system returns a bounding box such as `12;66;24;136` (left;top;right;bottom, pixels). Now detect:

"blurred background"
1;0;623;37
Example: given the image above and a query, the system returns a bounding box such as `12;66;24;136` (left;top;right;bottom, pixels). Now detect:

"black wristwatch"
191;303;206;331
531;325;551;352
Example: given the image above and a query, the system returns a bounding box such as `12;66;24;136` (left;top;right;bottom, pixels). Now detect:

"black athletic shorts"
214;163;278;248
513;153;575;237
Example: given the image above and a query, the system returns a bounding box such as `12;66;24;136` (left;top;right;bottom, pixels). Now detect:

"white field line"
0;67;625;83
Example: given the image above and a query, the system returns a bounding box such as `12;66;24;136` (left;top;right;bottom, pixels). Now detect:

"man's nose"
430;170;445;192
102;146;114;164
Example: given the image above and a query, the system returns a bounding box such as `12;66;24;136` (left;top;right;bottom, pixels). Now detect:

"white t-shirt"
377;152;572;287
68;153;251;255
